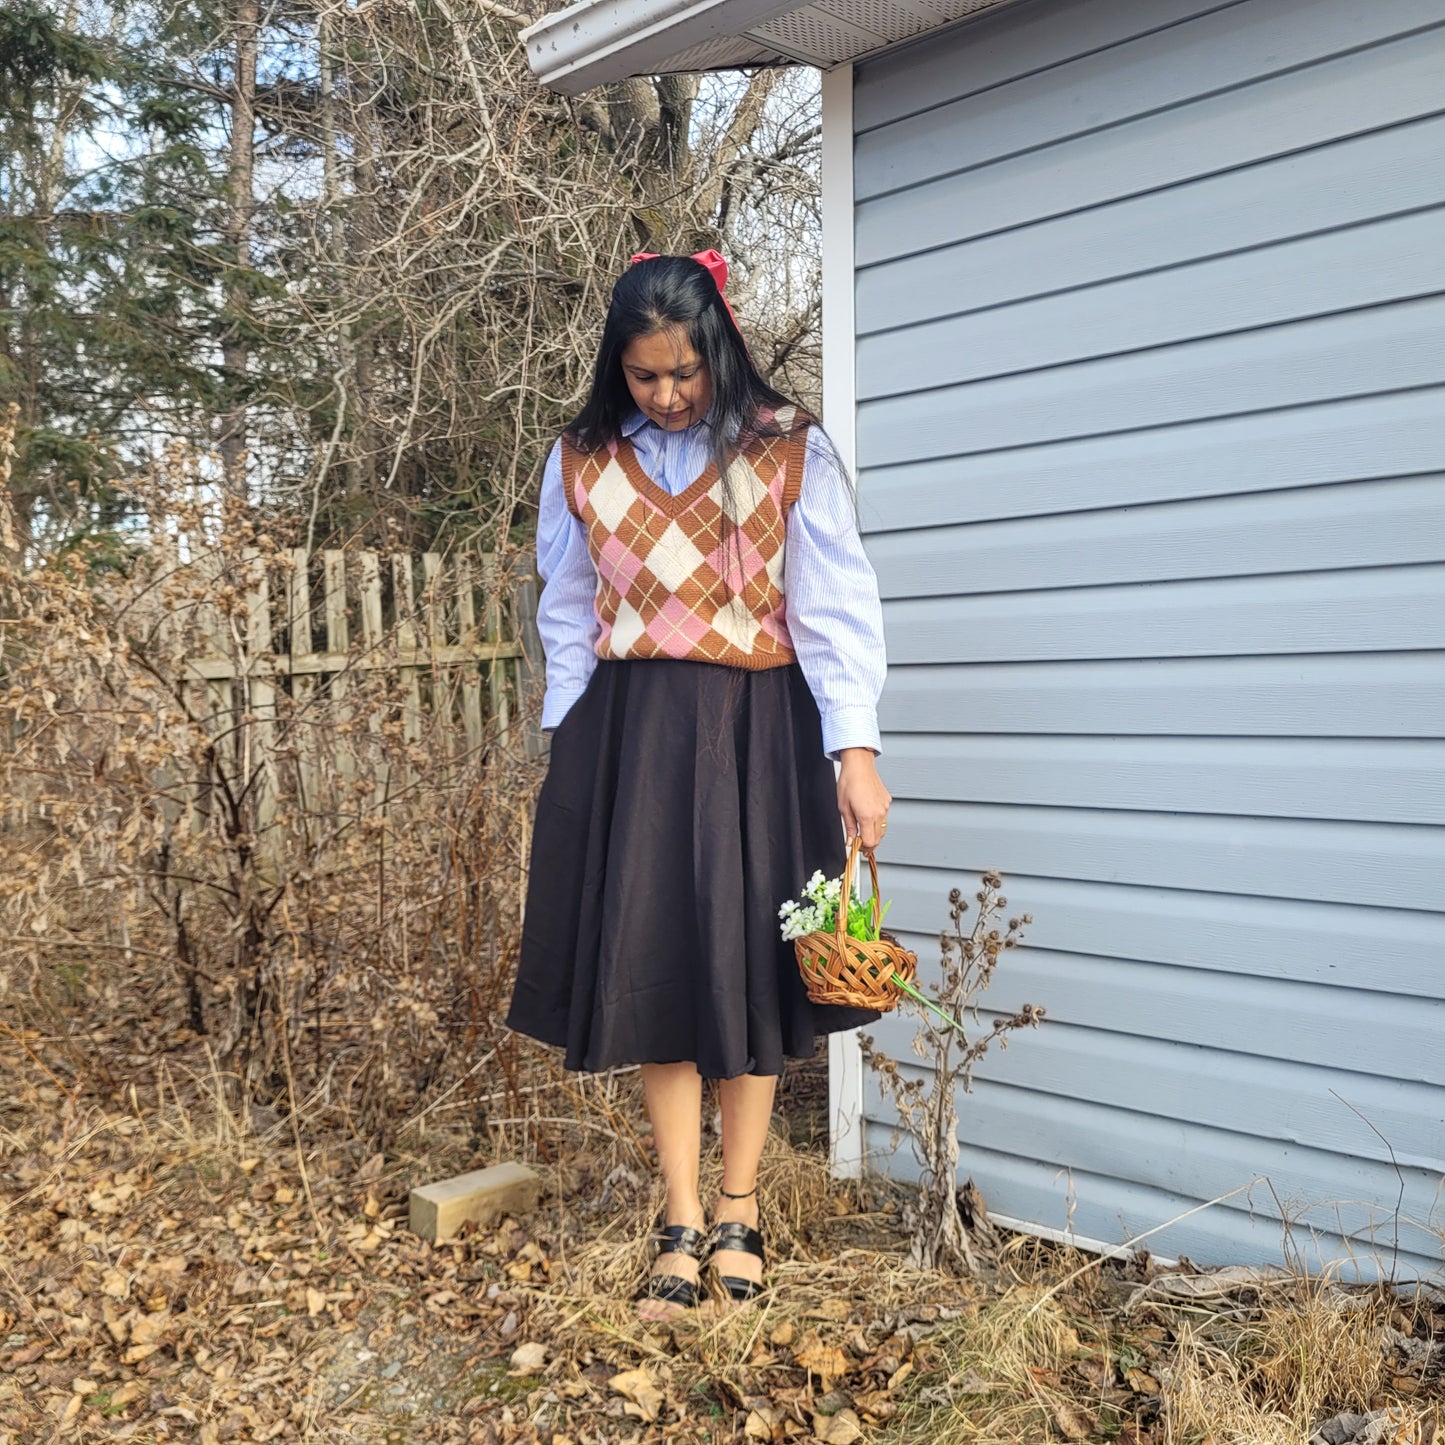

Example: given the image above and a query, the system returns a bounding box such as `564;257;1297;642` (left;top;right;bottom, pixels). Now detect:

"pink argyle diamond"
646;595;711;654
598;532;645;591
705;534;768;593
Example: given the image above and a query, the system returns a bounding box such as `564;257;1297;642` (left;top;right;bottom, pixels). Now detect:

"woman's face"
620;327;713;430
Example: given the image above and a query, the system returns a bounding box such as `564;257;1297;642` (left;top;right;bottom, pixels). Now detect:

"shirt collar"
620;407;724;443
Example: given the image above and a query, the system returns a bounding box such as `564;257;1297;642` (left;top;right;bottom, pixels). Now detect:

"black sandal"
639;1223;707;1309
707;1186;765;1302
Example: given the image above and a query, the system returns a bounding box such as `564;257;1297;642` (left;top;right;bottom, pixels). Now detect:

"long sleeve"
534;438;600;730
785;424;887;759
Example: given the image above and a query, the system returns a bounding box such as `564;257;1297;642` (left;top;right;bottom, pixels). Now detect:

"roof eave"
521;0;798;94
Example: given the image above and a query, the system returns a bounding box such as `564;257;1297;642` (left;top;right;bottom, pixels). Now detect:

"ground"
1;1049;1441;1444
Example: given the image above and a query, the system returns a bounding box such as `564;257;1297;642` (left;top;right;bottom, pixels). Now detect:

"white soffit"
748;0;1012;66
522;0;1019;93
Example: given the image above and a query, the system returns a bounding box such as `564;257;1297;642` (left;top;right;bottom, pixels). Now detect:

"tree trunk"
307;0;362;545
219;0;259;501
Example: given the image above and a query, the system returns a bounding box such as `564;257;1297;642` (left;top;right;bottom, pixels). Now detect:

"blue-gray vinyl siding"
853;0;1445;1277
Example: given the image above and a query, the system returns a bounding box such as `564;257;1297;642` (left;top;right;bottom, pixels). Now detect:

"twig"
1330;1088;1403;1284
1023;1176;1270;1320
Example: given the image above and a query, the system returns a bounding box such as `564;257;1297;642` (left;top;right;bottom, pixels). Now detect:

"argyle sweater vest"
562;409;810;670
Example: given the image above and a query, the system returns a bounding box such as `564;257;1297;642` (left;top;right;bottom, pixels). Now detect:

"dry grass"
1154;1277;1421;1445
1;830;1439;1445
1;1036;1441;1444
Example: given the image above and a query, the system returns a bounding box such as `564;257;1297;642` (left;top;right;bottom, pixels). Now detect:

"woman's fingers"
838;754;892;856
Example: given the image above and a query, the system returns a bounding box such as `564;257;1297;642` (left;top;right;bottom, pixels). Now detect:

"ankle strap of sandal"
719;1184;757;1200
653;1223;707;1259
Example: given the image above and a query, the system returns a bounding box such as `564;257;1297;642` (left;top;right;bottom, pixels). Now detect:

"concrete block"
408;1162;543;1242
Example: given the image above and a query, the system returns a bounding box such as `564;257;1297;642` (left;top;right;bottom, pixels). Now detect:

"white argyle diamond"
606;604;647;657
647;520;707;592
589;467;637;532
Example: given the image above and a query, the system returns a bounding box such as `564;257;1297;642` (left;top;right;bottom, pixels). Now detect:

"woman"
505;251;890;1314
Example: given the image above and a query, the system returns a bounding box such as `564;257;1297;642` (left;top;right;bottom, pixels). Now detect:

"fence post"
514;574;545;759
356;550;389;808
481;552;511;753
323;549;354;783
392;553;422;787
194;540;236;820
287;546;320;810
455;553;484;757
243;548;278;859
422;551;454;769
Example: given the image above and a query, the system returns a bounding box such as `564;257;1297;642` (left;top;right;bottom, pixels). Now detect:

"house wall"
852;0;1445;1275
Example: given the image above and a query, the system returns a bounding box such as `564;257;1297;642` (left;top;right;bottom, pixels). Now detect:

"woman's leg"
639;1062;705;1309
713;1072;777;1290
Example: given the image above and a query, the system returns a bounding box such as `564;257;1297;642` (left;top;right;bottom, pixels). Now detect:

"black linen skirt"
505;658;881;1079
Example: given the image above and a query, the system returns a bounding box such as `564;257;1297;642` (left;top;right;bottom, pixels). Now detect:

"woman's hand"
837;748;892;851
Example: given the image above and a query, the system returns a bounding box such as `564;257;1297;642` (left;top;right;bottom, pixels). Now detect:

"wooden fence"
177;543;543;828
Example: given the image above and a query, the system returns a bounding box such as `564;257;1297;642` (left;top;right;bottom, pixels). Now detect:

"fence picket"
358;550;387;806
323;549;354;782
514;574;544;759
456;554;484;756
243;547;277;838
158;540;526;813
421;551;452;762
392;554;421;787
287;547;319;809
481;552;510;752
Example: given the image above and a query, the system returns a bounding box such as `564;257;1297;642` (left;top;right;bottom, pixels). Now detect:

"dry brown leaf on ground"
608;1365;664;1422
852;1386;899;1420
810;1406;863;1442
1053;1399;1102;1440
794;1328;851;1382
746;1400;787;1441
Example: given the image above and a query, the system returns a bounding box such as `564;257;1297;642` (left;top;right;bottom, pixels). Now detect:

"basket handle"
835;833;883;942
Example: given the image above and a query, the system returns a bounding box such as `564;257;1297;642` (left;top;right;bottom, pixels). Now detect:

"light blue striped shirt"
536;409;886;758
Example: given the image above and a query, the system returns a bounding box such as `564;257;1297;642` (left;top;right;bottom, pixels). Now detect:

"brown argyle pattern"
563;408;810;669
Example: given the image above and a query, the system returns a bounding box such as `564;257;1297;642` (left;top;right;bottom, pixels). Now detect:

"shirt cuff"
822;705;882;761
541;688;586;733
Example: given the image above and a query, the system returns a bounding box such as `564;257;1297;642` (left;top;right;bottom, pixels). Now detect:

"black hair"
567;254;811;516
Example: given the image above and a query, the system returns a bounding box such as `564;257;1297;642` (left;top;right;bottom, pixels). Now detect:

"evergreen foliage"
1;1;823;558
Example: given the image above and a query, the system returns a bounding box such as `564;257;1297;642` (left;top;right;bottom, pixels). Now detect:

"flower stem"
891;974;969;1037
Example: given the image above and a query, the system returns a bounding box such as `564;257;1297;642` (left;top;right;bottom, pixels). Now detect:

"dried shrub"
862;872;1044;1275
0;420;541;1141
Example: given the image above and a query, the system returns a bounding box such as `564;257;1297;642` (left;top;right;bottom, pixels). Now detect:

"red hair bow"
629;248;743;336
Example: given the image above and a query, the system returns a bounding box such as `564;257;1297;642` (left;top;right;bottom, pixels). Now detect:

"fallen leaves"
1053;1400;1102;1440
793;1329;851;1383
810;1406;863;1442
3;1049;1442;1445
608;1366;664;1422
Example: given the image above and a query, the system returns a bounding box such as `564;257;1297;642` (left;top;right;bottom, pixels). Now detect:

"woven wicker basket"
793;836;918;1011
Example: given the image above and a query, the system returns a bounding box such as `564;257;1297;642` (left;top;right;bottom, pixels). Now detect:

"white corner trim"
820;64;856;483
821;62;865;1182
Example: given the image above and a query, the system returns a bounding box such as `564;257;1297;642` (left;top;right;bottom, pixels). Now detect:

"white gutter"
521;0;798;94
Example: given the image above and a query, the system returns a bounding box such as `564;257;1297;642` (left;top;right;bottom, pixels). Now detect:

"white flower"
781;867;863;943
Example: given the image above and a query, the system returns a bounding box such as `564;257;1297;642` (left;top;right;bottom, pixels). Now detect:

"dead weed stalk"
862;872;1044;1276
0;429;541;1145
